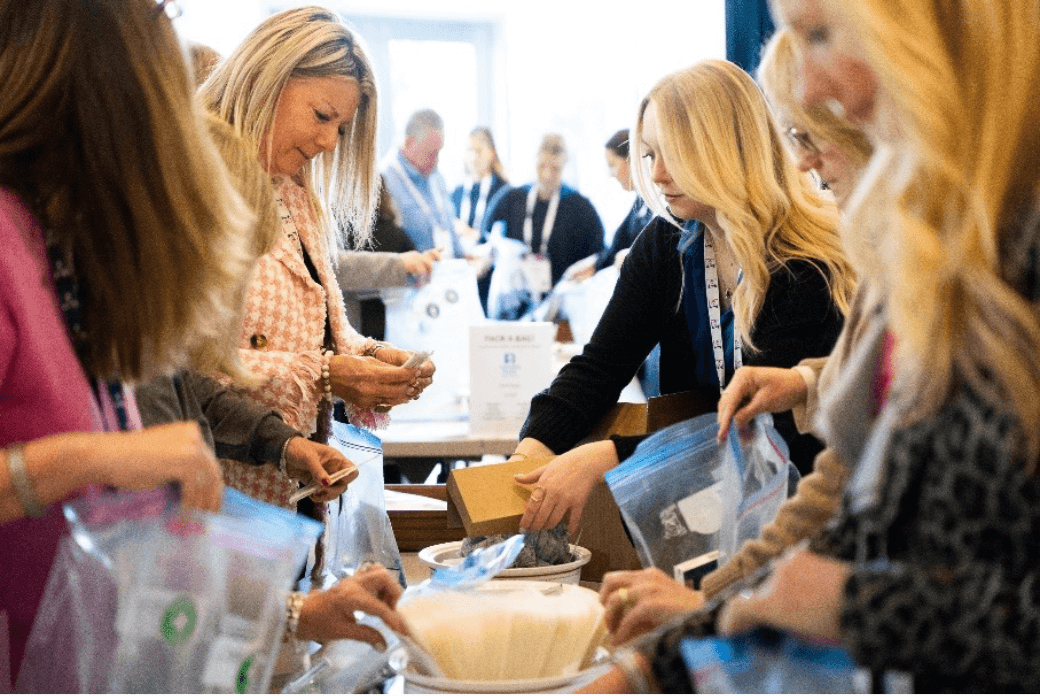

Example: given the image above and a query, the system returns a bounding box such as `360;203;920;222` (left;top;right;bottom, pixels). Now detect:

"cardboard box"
446;456;553;536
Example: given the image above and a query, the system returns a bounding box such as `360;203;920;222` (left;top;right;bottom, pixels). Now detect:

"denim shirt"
382;152;464;257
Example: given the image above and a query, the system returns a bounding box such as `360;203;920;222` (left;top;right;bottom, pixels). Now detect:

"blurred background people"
382;108;464;258
570;129;654;281
452;126;510;238
483;133;605;317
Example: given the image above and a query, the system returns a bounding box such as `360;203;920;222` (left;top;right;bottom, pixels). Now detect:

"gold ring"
616;587;636;608
530;487;545;503
374;404;391;414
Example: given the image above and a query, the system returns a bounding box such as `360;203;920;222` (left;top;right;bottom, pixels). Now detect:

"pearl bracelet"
284;590;306;642
321;349;333;402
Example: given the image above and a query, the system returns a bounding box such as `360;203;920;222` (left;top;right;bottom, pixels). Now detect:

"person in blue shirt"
381;109;464;258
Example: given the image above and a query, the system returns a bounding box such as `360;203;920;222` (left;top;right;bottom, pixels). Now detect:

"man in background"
382;109;464;258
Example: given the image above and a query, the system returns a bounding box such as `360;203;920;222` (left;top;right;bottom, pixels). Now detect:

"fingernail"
322;478;331;486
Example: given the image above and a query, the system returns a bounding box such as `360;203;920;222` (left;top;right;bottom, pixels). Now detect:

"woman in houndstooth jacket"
201;7;435;511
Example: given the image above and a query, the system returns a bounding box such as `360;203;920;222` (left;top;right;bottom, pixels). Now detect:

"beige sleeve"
791;356;829;433
700;447;850;599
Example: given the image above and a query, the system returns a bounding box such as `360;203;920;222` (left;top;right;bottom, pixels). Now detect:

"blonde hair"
0;0;256;382
838;0;1040;458
757;29;873;170
632;60;856;349
200;6;379;249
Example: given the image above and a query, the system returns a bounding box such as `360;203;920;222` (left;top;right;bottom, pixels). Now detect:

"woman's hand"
514;440;619;535
328;354;421;410
295;564;406;646
283;437;358;502
716;548;849;640
716;366;809;441
369;344;436;400
400;249;441;282
91;422;224;512
600;568;706;644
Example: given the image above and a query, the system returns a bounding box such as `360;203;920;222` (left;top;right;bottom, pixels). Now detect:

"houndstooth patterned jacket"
221;176;382;510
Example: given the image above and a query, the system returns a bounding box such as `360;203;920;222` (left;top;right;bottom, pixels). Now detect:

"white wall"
175;0;726;233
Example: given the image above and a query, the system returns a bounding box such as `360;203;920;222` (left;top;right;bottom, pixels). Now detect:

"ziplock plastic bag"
605;413;723;585
605;413;799;587
17;485;320;694
486;228;537;320
324;420;406;588
681;628;866;693
382;259;484;419
718;414;801;564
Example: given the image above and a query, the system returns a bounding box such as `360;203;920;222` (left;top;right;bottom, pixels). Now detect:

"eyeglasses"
785;127;820;156
155;0;182;19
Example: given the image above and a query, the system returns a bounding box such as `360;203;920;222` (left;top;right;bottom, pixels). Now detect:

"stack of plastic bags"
16;485;320;693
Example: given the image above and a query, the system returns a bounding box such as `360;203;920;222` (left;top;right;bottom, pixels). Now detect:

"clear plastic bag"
382;258;485;419
605;413;799;586
717;414;801;565
16;485;321;694
604;413;723;584
323;421;406;588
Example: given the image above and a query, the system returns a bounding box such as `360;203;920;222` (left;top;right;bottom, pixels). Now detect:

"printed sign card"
469;322;555;436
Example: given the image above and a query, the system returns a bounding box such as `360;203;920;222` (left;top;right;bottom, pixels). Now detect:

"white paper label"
469;322;555;436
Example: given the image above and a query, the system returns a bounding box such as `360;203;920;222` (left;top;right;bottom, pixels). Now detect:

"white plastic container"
417;541;592;584
403;663;611;694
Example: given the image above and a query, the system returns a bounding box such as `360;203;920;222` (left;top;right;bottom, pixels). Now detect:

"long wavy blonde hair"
631;59;855;349
0;0;255;382
835;0;1040;458
200;6;380;249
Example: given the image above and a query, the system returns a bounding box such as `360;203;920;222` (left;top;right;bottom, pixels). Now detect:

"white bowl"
399;580;609;692
403;661;611;694
418;541;592;584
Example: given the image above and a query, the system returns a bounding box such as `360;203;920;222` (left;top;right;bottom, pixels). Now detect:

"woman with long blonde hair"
584;0;1040;692
512;59;854;538
200;7;434;514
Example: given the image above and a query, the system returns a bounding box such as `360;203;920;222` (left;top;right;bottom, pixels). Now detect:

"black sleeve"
519;221;679;453
748;260;845;474
577;194;605;256
183;372;301;465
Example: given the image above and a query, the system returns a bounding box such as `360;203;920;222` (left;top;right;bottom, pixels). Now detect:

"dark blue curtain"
726;0;775;74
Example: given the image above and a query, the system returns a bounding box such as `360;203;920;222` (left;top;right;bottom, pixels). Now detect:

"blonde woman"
513;60;854;537
586;0;1040;692
600;29;877;647
0;0;258;683
200;7;435;511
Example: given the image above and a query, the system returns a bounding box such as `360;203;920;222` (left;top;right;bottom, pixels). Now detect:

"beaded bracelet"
277;436;298;477
6;444;46;518
321;349;333;402
283;590;306;642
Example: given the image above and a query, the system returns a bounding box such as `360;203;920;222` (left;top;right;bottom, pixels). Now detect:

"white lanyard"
459;174;492;228
391;158;450;232
523;185;561;255
703;231;742;391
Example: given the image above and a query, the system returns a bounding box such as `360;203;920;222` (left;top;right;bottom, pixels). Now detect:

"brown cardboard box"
446;456;553;536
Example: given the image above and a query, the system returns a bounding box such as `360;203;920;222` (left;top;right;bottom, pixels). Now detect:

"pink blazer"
222;177;384;509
